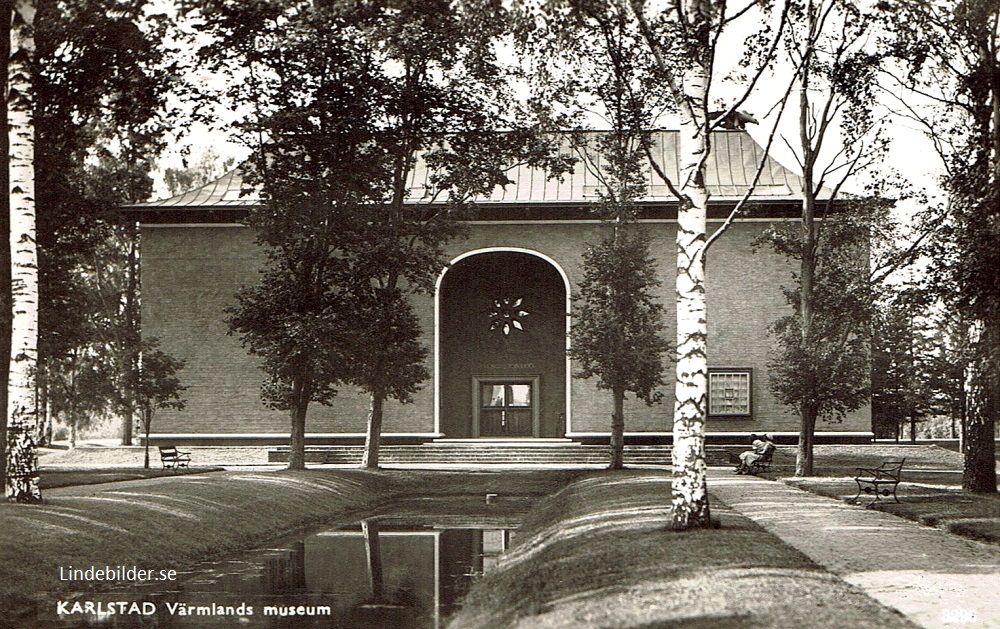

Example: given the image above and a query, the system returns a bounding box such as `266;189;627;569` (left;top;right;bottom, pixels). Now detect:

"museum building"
128;130;872;448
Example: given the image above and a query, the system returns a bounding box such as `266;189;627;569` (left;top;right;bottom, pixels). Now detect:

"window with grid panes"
708;369;751;416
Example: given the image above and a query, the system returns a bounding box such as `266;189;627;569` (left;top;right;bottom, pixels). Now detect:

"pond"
47;497;529;628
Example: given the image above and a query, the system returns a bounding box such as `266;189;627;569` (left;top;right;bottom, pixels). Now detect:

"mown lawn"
764;444;1000;545
448;471;917;629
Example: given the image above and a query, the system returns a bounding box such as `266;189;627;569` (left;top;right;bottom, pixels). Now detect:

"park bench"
158;446;192;470
853;459;905;507
746;444;775;474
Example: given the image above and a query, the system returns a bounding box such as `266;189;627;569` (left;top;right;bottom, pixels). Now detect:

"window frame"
707;368;753;419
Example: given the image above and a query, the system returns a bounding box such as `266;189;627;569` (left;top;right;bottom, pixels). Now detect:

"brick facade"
141;218;871;443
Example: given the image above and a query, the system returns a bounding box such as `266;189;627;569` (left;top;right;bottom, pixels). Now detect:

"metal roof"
130;130;810;211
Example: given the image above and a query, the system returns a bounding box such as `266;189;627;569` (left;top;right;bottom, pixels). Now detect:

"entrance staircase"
268;440;738;467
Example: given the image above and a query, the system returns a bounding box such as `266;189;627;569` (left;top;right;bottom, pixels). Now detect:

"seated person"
735;434;768;474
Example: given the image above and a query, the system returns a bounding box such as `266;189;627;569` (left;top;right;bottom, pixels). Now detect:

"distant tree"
47;347;113;448
571;225;669;469
163;147;236;196
135;341;186;469
872;294;922;441
919;312;971;445
759;209;874;449
873;292;972;444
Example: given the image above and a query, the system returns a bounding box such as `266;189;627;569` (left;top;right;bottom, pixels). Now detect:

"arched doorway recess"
436;249;569;438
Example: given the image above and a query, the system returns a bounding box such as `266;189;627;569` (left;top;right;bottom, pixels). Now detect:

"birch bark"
670;53;712;528
627;0;718;528
5;0;38;503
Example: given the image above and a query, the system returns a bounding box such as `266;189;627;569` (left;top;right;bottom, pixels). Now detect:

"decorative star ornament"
488;297;529;335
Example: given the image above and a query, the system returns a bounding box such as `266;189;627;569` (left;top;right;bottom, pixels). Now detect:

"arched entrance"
437;250;568;438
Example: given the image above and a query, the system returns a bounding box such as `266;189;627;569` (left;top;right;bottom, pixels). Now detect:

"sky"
152;0;947;223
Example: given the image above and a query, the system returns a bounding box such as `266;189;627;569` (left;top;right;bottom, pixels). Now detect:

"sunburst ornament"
489;297;529;335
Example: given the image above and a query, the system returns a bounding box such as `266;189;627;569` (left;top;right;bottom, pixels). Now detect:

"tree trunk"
287;377;310;471
36;364;46;445
963;320;998;494
795;64;820;478
5;0;38;503
796;401;818;476
0;0;12;500
121;223;140;446
959;385;967;454
609;388;625;470
69;421;76;449
362;389;384;469
143;410;151;469
629;0;717;530
670;55;711;530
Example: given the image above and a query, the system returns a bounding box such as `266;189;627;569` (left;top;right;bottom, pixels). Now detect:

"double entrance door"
475;377;538;438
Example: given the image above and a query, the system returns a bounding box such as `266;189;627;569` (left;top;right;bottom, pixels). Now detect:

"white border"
434;247;573;437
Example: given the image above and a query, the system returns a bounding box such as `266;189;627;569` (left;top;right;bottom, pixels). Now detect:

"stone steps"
268;443;739;467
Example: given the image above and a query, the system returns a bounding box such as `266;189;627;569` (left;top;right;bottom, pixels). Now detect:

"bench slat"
853;458;904;507
158;446;192;470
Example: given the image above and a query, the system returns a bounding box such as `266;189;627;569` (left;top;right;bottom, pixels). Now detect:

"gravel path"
709;469;1000;629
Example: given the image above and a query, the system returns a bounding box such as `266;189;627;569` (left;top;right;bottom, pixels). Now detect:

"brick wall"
142;219;871;440
142;225;434;437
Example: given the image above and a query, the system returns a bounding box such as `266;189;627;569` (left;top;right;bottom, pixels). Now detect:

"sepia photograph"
1;0;999;627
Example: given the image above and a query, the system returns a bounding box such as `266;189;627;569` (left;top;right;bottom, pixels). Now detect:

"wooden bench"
747;445;775;474
853;459;904;507
159;446;192;469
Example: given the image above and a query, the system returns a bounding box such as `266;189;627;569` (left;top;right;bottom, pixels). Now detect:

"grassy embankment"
448;470;917;629
39;467;224;489
0;468;579;623
762;444;1000;544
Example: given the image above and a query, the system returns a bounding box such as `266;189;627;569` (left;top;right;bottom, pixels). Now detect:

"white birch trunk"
4;0;38;503
670;53;712;528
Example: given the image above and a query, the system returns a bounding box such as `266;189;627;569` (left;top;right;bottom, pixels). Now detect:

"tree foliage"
758;208;873;429
513;0;792;527
571;226;669;469
30;0;175;449
879;0;999;492
204;0;565;469
163;147;236;197
136;340;186;469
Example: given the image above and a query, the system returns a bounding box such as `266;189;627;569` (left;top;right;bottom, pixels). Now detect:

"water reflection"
48;510;518;629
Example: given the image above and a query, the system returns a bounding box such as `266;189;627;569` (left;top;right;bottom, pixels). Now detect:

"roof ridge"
129;131;815;211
